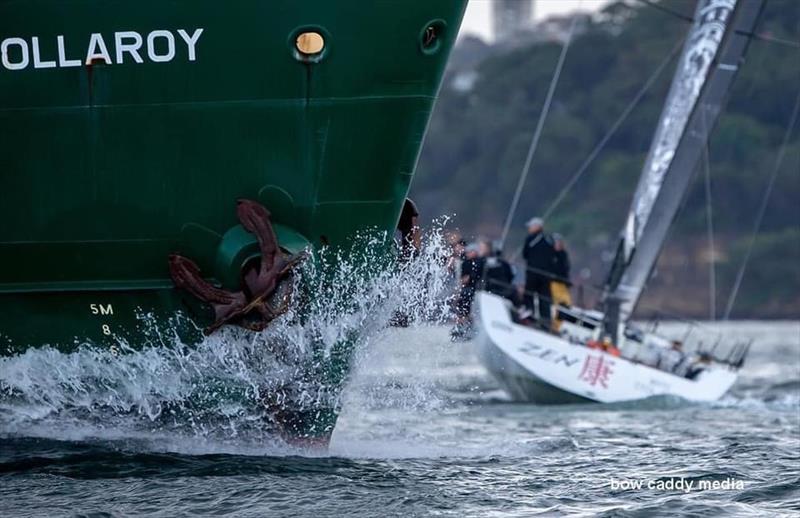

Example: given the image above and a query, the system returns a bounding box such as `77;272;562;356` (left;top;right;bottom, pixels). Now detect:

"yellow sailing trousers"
550;281;572;307
550;281;572;332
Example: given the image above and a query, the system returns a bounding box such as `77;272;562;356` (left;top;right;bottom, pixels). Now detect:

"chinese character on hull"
578;355;614;388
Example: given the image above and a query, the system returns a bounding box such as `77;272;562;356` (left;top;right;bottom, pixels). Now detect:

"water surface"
1;322;798;517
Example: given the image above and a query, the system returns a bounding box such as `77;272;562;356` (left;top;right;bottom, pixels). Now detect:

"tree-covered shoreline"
414;0;800;319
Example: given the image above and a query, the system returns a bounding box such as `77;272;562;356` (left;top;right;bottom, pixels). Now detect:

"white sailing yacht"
477;0;763;404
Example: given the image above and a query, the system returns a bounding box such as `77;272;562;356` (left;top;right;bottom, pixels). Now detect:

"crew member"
522;217;555;325
685;352;713;380
396;198;421;262
549;234;572;331
587;336;621;357
391;199;421;327
659;341;690;375
446;233;467;315
452;243;484;336
446;231;465;277
551;234;572;305
477;239;493;267
601;335;621;357
483;241;515;300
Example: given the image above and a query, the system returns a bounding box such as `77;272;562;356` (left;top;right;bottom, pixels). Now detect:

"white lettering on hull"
0;29;204;70
57;36;81;67
1;37;29;70
32;37;56;68
147;30;175;62
178;29;203;61
85;33;112;65
115;32;143;64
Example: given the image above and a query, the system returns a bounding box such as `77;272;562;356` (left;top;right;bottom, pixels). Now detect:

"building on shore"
492;0;535;42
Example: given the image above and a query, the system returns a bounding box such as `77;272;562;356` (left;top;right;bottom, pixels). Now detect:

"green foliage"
718;228;800;318
413;0;800;317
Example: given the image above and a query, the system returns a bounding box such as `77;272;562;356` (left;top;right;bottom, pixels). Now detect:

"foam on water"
326;320;800;461
0;226;457;453
1;229;797;467
0;296;798;517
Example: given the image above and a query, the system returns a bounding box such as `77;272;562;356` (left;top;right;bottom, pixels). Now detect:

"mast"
603;0;765;336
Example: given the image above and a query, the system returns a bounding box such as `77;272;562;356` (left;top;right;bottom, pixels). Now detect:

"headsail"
604;0;765;328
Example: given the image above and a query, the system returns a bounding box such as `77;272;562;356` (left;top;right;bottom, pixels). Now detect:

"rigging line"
634;0;693;23
506;38;682;262
701;107;717;321
542;38;683;221
634;0;800;49
722;87;800;320
498;11;581;249
743;32;800;49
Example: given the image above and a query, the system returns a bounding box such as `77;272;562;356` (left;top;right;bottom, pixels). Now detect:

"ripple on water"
1;312;798;517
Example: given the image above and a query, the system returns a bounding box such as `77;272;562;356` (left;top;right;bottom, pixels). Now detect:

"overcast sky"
460;0;614;41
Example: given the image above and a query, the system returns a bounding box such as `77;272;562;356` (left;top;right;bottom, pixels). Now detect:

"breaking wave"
0;225;456;451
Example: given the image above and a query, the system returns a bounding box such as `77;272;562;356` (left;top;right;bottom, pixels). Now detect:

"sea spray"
0;225;456;449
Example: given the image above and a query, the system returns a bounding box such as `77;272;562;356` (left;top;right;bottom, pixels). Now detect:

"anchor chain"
169;199;305;335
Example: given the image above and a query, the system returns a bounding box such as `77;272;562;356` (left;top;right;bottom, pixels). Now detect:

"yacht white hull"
476;292;738;404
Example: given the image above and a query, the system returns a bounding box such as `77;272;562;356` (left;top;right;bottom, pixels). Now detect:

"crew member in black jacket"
483;241;515;301
522;217;555;324
551;233;572;306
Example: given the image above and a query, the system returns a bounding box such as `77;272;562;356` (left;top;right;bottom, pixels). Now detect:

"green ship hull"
1;1;466;349
0;1;466;442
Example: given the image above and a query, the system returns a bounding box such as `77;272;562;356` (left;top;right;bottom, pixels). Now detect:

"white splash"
0;225;457;450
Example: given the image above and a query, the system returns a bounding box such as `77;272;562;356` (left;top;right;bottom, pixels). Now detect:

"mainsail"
603;0;765;328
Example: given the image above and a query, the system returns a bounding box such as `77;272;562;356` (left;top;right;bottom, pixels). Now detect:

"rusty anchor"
169;199;305;335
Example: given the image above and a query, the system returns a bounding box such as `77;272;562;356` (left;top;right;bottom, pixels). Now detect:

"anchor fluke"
169;200;305;335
